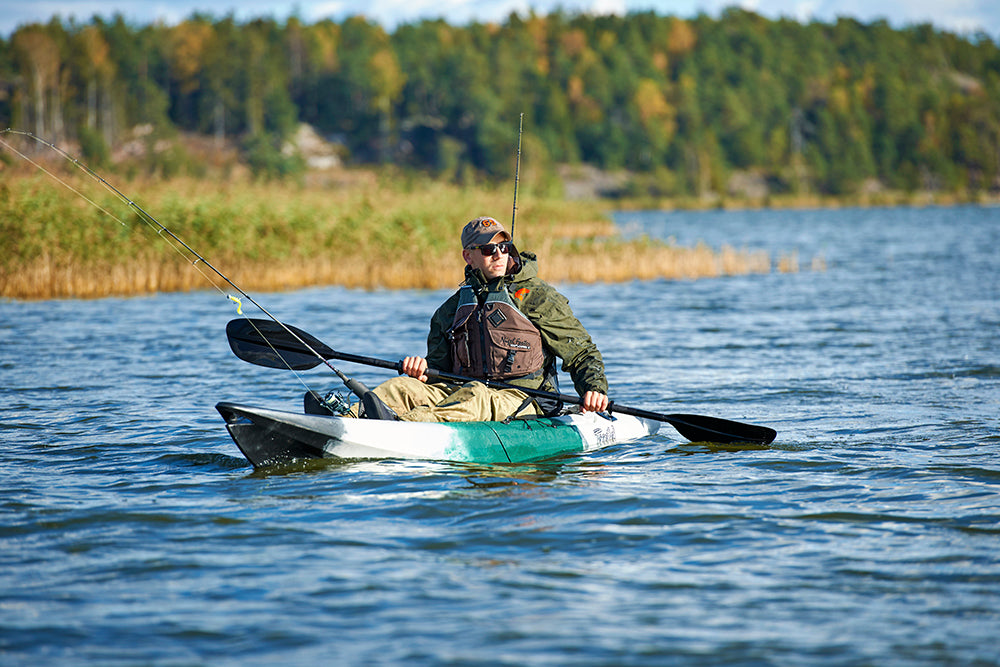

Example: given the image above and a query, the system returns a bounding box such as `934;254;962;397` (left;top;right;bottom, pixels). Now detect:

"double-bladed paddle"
226;318;777;446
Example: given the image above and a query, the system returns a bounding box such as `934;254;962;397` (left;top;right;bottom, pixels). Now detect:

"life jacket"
447;283;545;382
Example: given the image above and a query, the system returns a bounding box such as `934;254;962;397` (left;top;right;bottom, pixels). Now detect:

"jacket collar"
463;251;538;292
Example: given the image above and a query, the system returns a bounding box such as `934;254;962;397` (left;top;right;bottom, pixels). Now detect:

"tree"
2;11;999;193
167;17;214;129
11;26;61;139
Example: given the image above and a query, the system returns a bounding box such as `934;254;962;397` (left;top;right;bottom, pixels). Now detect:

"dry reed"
0;170;798;300
0;243;779;298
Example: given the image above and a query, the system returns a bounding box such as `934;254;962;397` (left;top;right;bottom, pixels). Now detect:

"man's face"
463;234;511;280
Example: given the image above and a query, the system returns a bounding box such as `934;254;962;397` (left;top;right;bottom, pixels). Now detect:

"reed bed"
540;238;774;284
1;170;792;300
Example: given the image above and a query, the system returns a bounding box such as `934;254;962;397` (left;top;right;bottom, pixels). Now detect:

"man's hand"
400;356;429;382
581;390;609;413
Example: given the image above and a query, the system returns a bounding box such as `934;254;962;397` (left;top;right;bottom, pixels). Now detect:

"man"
367;215;610;422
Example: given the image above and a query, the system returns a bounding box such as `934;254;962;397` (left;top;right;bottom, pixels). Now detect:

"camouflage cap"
461;216;511;249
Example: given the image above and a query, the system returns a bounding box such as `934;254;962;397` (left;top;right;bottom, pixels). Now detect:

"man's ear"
462;249;473;266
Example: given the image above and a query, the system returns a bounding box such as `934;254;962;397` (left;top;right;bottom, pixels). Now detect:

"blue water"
2;206;998;665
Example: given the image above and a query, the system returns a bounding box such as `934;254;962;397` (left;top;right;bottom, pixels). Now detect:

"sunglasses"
471;241;514;256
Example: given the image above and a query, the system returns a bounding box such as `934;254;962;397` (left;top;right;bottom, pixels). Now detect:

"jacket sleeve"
425;292;460;372
522;282;608;396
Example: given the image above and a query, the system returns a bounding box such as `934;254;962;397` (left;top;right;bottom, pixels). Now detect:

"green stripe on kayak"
444;418;586;463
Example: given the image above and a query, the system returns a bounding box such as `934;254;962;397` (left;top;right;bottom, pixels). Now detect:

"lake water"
2;205;998;665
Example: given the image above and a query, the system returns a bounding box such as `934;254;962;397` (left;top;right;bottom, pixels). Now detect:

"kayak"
216;401;660;467
221;319;777;452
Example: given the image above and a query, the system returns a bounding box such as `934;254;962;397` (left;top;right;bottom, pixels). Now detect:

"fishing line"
0;128;356;396
2;129;250;305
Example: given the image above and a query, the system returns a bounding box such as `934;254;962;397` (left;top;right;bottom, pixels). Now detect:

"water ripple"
1;207;998;665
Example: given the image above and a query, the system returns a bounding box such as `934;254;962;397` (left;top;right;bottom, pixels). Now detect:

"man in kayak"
362;215;610;422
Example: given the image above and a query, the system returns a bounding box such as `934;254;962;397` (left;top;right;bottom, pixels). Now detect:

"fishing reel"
304;390;353;416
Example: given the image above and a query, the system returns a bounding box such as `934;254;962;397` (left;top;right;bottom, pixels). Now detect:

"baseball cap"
461;216;511;249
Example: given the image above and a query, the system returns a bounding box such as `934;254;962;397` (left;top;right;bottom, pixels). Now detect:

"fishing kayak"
216;401;659;467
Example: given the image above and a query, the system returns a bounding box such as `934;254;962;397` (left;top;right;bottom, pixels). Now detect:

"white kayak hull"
216;402;659;467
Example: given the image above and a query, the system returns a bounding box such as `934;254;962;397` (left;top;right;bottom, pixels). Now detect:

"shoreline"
13;160;996;301
0;169;819;301
601;188;1000;212
0;242;803;301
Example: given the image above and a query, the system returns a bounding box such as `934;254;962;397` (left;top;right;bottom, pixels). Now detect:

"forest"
2;7;1000;199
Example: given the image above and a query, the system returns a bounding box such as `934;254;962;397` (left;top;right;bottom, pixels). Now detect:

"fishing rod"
0;128;368;396
509;113;523;241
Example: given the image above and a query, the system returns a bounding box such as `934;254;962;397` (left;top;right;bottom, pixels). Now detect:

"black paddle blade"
665;413;777;445
226;318;333;370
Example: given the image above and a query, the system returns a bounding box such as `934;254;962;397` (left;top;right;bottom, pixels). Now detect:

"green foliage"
2;10;999;196
77;126;110;167
243;134;306;179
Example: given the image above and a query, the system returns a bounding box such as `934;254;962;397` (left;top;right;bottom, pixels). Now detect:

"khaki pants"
370;376;540;422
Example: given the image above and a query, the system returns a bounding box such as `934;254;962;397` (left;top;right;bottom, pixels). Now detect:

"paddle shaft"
306;342;775;445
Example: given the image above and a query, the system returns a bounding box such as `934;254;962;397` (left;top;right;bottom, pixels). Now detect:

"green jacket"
426;251;608;397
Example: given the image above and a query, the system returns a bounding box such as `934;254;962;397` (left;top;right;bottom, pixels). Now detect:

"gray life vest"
447;283;545;382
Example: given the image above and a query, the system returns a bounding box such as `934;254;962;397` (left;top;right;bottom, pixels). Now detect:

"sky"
1;0;998;40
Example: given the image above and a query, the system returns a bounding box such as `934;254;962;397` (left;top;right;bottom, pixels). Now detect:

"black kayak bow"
226;318;777;446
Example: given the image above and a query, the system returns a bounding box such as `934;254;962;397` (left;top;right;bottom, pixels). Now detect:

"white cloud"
791;1;821;23
590;0;628;15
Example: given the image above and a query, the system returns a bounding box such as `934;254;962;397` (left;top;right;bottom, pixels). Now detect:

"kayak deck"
216;402;659;467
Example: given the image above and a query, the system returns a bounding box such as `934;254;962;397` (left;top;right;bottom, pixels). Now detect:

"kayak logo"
593;425;615;447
